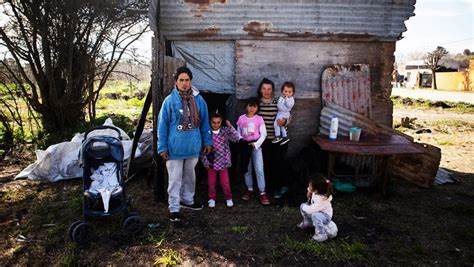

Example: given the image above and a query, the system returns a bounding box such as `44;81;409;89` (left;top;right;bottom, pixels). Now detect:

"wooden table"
313;134;423;195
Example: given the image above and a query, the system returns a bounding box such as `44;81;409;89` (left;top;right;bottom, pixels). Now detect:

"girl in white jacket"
298;175;338;242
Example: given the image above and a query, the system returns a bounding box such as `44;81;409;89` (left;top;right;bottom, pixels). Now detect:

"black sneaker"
169;212;181;222
280;137;290;145
272;137;283;144
180;202;203;211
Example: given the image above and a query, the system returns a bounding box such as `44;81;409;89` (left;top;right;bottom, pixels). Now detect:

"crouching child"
298;175;338;242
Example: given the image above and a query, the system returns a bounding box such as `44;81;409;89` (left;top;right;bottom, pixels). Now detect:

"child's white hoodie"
301;193;333;218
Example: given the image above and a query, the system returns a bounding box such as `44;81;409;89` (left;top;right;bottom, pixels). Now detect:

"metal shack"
148;0;416;155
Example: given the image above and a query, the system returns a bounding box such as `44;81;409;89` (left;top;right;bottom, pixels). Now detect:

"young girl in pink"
236;98;270;205
201;112;240;208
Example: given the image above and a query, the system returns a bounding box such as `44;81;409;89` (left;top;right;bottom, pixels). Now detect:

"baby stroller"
69;126;144;245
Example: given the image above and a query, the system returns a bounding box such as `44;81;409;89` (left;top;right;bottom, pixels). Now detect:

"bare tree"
424;46;448;90
462;69;472;91
0;0;148;139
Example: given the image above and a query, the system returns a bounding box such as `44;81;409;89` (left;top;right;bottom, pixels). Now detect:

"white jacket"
302;193;333;218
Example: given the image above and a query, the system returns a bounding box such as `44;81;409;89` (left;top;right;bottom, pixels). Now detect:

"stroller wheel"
68;220;83;241
122;214;144;235
71;222;93;245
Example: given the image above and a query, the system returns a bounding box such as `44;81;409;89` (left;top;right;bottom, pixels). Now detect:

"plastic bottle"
329;117;338;140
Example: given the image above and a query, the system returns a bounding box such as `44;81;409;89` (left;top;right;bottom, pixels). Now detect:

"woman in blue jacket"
158;66;212;222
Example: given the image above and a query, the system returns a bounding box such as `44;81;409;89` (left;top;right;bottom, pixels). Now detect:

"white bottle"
329;117;338;140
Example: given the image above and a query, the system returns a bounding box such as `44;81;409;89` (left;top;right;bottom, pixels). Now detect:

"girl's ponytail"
310;174;333;198
325;179;333;198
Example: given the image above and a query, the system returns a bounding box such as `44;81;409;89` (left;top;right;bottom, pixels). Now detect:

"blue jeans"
244;147;265;192
300;203;331;235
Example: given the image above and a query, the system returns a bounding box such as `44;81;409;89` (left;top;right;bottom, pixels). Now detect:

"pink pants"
208;168;232;200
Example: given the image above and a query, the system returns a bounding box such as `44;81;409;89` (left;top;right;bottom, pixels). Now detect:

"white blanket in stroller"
15;118;152;182
89;163;121;213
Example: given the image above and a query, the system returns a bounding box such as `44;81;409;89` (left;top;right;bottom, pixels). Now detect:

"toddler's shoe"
259;192;271;205
325;221;338;239
242;190;253;201
208;199;215;208
226;199;234;208
272;137;283;144
274;192;282;199
297;221;311;229
280;137;290;145
169;212;181;222
312;232;328;242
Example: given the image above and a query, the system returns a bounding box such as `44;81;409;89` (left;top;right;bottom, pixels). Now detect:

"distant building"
397;59;473;91
398;60;431;88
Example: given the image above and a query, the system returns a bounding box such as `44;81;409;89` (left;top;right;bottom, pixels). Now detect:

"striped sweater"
258;97;279;140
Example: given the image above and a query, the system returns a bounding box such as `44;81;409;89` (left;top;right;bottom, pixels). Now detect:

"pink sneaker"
259;192;270;205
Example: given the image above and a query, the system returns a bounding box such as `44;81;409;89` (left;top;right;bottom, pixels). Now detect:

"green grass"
437;139;455;146
1;80;149;150
154;248;182;266
282;236;370;263
391;96;474;113
230;225;249;234
58;244;80;266
429;119;474;132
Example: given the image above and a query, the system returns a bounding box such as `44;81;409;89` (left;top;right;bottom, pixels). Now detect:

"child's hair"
211;110;224;120
281;81;296;93
245;97;260;110
309;174;333;198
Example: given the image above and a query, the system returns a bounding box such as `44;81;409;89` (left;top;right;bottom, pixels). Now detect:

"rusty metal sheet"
321;64;371;118
150;0;415;41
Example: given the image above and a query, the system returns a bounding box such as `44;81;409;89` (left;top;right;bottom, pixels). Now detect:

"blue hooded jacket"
158;87;212;160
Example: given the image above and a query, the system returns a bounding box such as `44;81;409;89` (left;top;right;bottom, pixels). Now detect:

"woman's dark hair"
245;97;260;110
281;81;296;93
309;174;333;198
174;66;193;81
257;78;275;99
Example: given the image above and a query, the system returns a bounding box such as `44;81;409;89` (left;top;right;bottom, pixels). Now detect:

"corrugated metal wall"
151;0;415;41
321;64;371;117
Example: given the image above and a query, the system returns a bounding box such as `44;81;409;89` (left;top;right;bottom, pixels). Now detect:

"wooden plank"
163;56;186;94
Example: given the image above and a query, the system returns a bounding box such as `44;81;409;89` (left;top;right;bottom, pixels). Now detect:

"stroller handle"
83;125;122;141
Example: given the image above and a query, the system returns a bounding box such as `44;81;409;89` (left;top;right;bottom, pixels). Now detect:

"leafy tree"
0;0;148;139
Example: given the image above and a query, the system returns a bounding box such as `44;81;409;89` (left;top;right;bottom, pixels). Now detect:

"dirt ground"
393;107;474;174
1;104;473;266
392;87;474;104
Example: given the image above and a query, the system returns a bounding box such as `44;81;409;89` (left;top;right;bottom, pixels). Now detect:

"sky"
395;0;474;62
132;0;474;63
1;1;473;63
